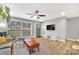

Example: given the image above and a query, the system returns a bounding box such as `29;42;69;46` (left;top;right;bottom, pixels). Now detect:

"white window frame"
8;19;32;38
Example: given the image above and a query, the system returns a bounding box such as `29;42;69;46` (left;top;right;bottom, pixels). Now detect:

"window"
8;21;21;30
22;23;31;28
8;20;32;38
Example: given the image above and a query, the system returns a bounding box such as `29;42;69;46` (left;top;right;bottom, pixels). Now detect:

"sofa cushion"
6;38;12;42
0;37;12;45
0;32;7;38
0;37;7;45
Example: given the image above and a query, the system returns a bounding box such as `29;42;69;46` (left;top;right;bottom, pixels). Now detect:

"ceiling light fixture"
61;12;66;16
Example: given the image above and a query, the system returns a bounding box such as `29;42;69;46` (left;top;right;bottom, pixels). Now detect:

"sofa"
0;32;14;54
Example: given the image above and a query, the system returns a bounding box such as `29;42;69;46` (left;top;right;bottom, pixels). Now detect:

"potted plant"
0;4;10;22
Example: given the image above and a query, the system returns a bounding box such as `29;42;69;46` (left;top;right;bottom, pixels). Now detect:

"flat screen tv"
46;24;55;30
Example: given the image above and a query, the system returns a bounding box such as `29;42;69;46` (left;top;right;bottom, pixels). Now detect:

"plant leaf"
0;7;3;14
0;5;10;22
5;6;10;13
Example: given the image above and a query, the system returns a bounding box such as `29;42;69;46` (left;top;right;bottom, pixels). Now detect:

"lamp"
34;15;38;19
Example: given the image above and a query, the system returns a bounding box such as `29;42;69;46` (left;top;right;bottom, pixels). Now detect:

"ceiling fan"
25;10;46;19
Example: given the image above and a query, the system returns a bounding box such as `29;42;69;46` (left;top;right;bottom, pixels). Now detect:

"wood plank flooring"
37;38;79;55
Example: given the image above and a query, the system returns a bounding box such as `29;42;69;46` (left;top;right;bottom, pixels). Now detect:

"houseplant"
0;4;10;22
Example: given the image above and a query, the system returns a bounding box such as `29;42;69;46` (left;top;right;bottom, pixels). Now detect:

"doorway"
36;24;41;38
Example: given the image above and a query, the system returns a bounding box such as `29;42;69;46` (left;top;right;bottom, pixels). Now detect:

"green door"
36;24;41;38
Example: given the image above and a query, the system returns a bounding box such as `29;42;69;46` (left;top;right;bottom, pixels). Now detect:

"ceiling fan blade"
35;10;39;14
26;13;33;15
38;15;46;17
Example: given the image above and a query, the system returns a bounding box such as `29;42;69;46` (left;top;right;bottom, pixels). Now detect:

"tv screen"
46;24;55;30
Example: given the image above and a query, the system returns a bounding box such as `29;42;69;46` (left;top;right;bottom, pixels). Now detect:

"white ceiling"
2;3;79;22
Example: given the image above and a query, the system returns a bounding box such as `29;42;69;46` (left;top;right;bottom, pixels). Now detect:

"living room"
0;3;79;55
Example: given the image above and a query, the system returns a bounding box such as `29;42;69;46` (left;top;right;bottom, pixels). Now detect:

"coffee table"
11;38;24;55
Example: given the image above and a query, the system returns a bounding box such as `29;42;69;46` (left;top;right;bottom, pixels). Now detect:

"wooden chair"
23;39;40;55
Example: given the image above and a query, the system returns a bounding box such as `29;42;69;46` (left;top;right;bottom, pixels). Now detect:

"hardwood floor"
37;38;79;55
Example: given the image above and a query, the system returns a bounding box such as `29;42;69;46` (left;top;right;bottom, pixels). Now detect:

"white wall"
65;18;69;39
67;17;79;39
41;17;66;40
32;22;41;37
41;16;79;40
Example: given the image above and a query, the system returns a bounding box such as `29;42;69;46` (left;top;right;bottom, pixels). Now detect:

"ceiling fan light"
34;15;38;19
